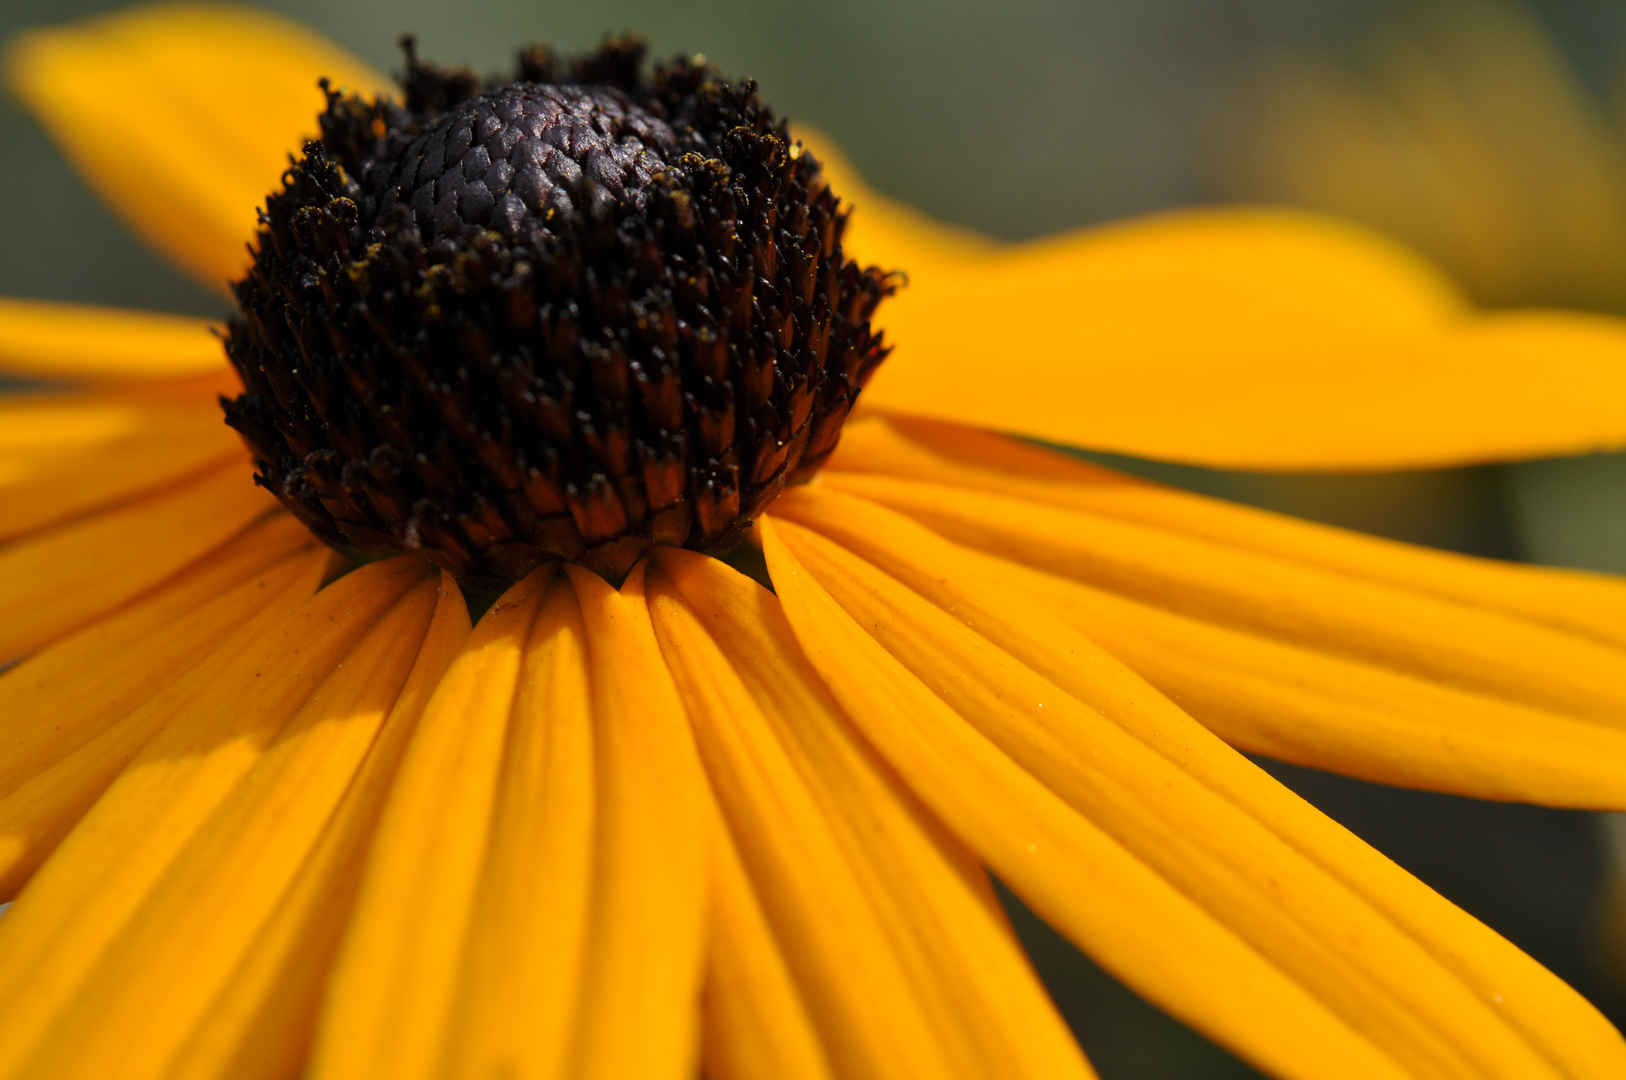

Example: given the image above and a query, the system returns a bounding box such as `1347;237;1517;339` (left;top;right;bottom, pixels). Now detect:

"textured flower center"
223;38;897;583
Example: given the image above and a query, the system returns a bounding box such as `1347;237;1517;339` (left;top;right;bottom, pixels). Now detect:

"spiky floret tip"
223;35;898;583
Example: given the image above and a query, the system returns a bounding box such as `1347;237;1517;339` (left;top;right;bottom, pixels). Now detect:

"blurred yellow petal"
0;299;226;381
10;572;441;1080
6;4;388;293
0;556;427;1078
0;514;315;798
312;568;552;1080
803;131;1626;469
759;516;1409;1080
0;401;241;543
165;574;468;1080
1223;1;1626;312
564;562;707;1080
0;460;276;662
866;303;1626;470
649;548;1092;1080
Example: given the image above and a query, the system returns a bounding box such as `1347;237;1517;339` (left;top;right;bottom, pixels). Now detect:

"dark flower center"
222;37;898;584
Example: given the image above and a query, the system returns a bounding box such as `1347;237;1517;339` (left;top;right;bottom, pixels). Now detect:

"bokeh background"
4;0;1626;1075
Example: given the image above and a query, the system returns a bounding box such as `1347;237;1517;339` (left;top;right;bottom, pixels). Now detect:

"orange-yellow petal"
646;556;961;1079
998;555;1626;809
564;562;707;1080
772;490;1623;1079
648;548;1092;1080
866;304;1626;470
165;574;469;1080
830;415;1626;650
776;486;1626;1080
801;131;1626;469
0;399;241;543
7;5;388;293
759;516;1410;1080
0;541;331;901
0;555;428;1078
0;460;276;662
0;513;317;798
821;470;1626;724
0;298;226;381
7;571;442;1080
437;576;596;1080
698;792;834;1080
312;567;553;1080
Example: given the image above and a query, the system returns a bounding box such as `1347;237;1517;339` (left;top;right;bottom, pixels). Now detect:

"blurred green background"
5;0;1626;1075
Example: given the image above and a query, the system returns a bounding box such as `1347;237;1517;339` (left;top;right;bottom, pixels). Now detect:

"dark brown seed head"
222;36;898;584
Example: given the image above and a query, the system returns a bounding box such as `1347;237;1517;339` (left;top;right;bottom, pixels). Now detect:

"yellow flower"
4;5;1626;1080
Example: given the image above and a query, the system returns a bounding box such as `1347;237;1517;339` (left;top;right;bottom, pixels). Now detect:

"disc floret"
223;37;897;583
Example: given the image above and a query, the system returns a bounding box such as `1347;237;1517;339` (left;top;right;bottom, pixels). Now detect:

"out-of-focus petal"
0;460;278;662
802;131;1626;469
0;299;226;381
7;5;388;294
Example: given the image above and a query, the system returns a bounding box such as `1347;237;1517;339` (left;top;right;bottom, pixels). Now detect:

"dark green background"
4;0;1626;1075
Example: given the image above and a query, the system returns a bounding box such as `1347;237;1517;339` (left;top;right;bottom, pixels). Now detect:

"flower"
4;5;1626;1080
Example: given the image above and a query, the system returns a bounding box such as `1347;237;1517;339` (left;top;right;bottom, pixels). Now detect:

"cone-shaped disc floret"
223;37;897;582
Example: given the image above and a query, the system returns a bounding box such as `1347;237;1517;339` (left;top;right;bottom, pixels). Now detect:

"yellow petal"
773;488;1623;1079
0;298;226;381
1002;554;1626;810
648;548;1091;1080
9;571;442;1080
831;414;1626;651
564;562;707;1080
758;516;1409;1080
7;5;388;293
866;307;1626;470
821;470;1626;724
0;541;331;900
646;556;961;1079
312;567;554;1080
0;555;427;1078
781;487;1626;1080
438;576;596;1080
0;403;241;543
0;460;276;662
0;513;316;798
800;132;1626;469
165;573;469;1080
698;792;834;1080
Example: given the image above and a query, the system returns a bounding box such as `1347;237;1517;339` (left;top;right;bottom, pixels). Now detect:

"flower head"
3;7;1626;1080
